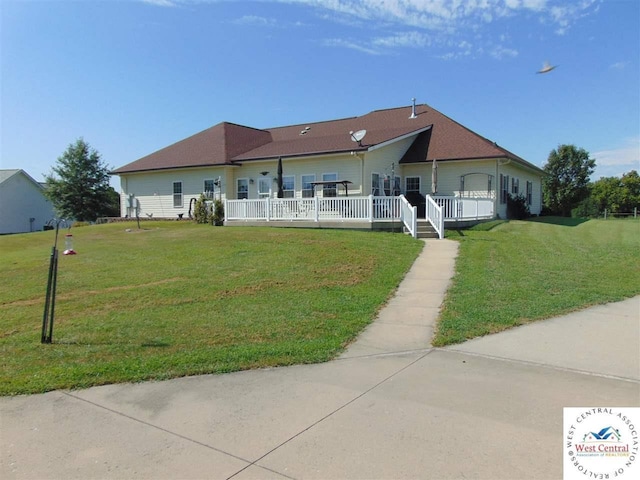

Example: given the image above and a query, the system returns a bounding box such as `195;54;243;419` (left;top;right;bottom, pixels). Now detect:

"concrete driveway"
2;240;638;480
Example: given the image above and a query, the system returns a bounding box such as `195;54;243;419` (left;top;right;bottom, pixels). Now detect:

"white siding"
365;136;415;195
119;167;227;219
0;171;55;234
231;155;363;198
496;162;544;217
397;158;543;218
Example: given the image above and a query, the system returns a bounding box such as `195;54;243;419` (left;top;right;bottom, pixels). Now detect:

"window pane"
237;179;248;200
302;174;315;198
406;177;420;192
322;173;337;197
258;178;270;198
204;180;215;199
372;173;380;195
173;182;182;207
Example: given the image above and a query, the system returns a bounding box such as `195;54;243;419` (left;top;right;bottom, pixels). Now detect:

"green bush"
193;195;211;224
212;199;224;226
572;196;599;218
506;194;530;220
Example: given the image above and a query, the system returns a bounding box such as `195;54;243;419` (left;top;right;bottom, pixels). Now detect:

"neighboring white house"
0;169;55;234
112;102;545;234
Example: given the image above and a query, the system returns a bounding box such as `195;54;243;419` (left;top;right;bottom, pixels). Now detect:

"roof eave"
111;162;235;176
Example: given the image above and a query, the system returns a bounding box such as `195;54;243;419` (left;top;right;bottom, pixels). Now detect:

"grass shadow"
528;216;590;227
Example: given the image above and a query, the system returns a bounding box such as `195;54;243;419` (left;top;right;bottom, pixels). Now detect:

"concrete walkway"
2;240;639;480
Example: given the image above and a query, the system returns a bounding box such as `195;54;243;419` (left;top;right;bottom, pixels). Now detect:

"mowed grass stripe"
434;218;640;346
0;223;422;395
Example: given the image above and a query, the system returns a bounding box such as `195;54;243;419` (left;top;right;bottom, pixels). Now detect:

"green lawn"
0;222;423;395
3;218;638;395
434;217;640;346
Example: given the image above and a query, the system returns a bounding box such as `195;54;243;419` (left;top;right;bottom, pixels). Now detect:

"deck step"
404;220;439;239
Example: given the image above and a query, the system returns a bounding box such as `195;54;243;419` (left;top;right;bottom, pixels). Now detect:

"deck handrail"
399;195;418;238
225;196;406;223
430;196;494;221
425;195;444;239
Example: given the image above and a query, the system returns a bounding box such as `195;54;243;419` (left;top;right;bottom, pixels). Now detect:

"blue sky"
2;0;638;189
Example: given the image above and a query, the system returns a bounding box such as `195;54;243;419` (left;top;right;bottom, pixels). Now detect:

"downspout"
496;157;512;218
361;153;365;195
495;159;499;219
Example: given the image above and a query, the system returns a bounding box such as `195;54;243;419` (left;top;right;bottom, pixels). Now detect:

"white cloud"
232;15;278;27
490;45;519;59
322;38;382;55
591;137;640;179
141;0;177;6
373;31;432;49
143;1;599;58
609;61;629;70
280;0;598;57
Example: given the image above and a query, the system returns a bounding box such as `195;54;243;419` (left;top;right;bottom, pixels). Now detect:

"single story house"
112;102;544;237
0;169;55;235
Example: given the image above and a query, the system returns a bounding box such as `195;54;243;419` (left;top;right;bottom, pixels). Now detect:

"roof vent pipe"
409;98;417;119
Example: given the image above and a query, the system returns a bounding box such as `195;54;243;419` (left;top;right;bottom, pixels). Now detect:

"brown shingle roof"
113;122;272;174
113;104;541;174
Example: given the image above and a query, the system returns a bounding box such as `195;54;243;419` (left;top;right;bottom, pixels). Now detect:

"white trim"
172;180;183;208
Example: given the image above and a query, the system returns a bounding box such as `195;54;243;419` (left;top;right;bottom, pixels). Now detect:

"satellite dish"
350;129;367;146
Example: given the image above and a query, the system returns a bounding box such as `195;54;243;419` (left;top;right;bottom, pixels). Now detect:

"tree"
589;170;640;215
543;144;596;216
45;138;117;222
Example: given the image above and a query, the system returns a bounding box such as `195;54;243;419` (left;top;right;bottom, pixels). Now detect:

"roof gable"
0;169;45;190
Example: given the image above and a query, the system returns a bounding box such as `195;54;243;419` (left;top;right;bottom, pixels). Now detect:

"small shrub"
506;194;530;220
212;200;224;226
193;195;211;224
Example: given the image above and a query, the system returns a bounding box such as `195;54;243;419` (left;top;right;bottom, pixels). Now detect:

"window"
237;179;248;200
371;173;381;195
322;173;337;197
405;176;420;193
204;179;215;199
258;177;271;198
393;176;401;196
526;181;533;205
380;175;401;196
282;175;295;198
499;174;509;204
301;174;315;198
173;181;183;208
383;176;391;196
511;177;519;195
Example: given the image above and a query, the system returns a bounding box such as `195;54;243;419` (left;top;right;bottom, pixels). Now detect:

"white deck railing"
425;195;444;239
400;195;418;238
225;195;495;238
430;196;494;221
225;195;412;229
